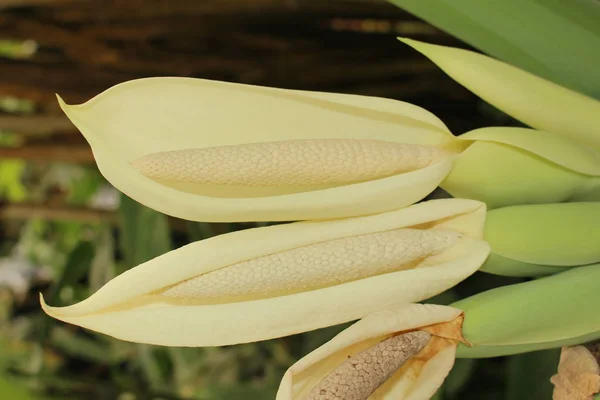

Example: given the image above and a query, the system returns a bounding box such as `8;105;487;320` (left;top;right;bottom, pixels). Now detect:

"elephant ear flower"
284;263;600;399
276;303;465;400
57;78;461;222
284;264;600;400
281;263;600;399
41;199;489;347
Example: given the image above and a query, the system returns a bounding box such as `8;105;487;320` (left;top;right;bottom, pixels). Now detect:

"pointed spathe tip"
39;292;51;315
40;292;60;318
56;93;68;109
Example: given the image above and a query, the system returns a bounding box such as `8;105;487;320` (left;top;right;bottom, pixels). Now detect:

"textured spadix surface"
41;199;489;347
57;77;460;222
276;304;464;400
400;38;600;149
305;331;431;400
442;127;600;209
160;228;461;301
454;263;600;358
481;202;600;276
131;139;448;187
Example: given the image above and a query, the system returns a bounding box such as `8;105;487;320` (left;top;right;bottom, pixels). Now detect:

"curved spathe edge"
40;239;489;347
95;148;455;222
43;198;486;317
59;77;454;135
276;304;461;400
57;85;459;222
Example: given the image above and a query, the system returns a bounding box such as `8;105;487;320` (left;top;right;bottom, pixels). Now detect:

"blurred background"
0;0;553;399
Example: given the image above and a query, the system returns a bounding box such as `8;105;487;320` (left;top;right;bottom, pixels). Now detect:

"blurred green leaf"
424;289;459;306
39;241;95;342
88;226;115;291
388;0;600;98
136;344;168;391
201;383;278;400
430;389;443;400
0;131;23;146
117;195;173;391
0;97;35;114
444;358;477;398
49;326;112;364
0;374;36;399
0;40;37;59
0;160;27;202
118;194;172;268
48;241;95;305
299;323;351;356
506;349;560;399
186;221;216;242
66;168;104;205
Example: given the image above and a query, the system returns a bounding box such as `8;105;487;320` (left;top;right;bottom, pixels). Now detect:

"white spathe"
58;77;461;222
42;199;489;347
277;303;462;400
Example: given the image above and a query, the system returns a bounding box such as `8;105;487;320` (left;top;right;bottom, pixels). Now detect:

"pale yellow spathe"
276;304;462;400
41;199;489;347
58;78;460;222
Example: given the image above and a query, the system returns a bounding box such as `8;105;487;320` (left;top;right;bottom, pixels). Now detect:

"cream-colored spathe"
276;304;462;400
41;199;489;347
58;78;461;222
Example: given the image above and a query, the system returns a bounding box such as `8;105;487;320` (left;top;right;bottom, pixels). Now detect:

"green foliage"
0;160;27;202
0;375;36;400
0;97;35;114
46;241;95;306
506;349;560;400
0;40;37;59
443;358;477;397
65;168;104;205
387;0;600;98
118;194;172;268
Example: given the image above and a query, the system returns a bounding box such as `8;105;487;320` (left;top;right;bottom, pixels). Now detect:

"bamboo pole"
0;144;93;162
0;115;75;135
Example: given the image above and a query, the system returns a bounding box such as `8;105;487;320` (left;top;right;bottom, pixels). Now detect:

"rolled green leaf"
442;127;600;209
399;38;600;149
454;263;600;358
482;202;600;276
